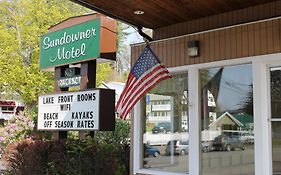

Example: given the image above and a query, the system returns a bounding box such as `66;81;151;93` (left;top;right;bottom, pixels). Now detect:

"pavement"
144;145;255;175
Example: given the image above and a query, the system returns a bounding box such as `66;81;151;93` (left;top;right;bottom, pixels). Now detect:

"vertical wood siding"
131;18;281;68
153;1;281;40
132;2;281;175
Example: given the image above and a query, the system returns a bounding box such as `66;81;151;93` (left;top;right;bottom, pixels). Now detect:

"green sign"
40;19;100;69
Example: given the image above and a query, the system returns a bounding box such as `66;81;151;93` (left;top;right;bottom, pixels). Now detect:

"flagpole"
202;88;209;130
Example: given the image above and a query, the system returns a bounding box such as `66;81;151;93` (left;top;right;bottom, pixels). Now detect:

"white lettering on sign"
58;76;81;88
42;28;96;50
38;90;100;131
50;43;86;63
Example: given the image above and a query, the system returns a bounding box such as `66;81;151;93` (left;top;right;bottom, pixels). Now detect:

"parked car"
152;122;171;134
165;140;189;155
145;145;160;157
212;134;246;151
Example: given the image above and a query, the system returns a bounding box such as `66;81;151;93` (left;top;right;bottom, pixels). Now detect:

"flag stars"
132;48;161;79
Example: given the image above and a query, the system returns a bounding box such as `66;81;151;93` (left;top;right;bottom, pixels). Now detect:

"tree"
96;22;130;85
96;62;114;86
0;0;91;111
115;22;130;75
0;0;132;111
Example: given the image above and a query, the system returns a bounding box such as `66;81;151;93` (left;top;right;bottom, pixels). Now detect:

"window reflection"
271;122;281;175
270;68;281;174
200;64;254;175
142;73;189;174
270;68;281;118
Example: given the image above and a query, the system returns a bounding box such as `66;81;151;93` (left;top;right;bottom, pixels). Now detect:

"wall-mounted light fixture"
188;40;199;57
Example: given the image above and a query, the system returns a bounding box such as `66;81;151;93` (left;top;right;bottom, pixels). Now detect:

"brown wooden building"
71;1;281;175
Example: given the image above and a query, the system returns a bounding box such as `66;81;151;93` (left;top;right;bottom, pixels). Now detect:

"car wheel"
225;145;231;151
180;150;186;155
203;146;209;153
153;152;159;157
241;144;246;150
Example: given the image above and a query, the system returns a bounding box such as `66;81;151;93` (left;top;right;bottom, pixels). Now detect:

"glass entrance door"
270;67;281;175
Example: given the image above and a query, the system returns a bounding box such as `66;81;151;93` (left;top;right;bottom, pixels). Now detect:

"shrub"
1;117;130;175
0;114;34;148
93;119;130;174
3;139;49;175
3;138;129;175
94;119;130;146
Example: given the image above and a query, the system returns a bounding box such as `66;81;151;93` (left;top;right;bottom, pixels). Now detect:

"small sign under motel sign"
58;76;81;88
38;89;115;131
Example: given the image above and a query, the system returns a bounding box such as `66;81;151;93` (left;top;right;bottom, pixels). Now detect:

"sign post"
54;66;69;139
80;60;97;138
39;14;116;140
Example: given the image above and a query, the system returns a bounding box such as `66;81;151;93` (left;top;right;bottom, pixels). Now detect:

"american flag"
115;45;171;120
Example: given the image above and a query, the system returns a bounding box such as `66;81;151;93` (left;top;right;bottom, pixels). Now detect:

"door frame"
253;56;281;175
263;61;281;175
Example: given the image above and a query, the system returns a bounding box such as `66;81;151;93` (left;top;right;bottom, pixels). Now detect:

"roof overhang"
71;0;275;29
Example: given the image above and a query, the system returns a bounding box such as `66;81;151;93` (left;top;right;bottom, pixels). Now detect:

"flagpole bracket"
137;26;153;43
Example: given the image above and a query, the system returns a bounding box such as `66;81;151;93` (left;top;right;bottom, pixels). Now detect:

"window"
200;64;254;175
270;67;281;174
1;106;15;113
142;73;189;174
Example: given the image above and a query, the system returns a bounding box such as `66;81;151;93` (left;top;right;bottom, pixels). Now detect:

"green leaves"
93;119;130;147
96;63;114;86
0;0;90;110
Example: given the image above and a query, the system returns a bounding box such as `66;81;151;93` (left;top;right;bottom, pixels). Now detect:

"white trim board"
169;52;281;73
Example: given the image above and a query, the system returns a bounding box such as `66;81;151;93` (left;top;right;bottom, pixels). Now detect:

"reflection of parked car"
202;141;213;152
182;120;188;131
212;135;245;151
165;140;189;155
152;122;171;134
240;133;254;143
145;145;160;157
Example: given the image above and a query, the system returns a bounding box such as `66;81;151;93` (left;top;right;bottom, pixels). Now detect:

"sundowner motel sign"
40;19;100;69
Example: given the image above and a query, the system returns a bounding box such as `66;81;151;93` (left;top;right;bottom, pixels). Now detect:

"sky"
123;26;145;45
212;64;252;112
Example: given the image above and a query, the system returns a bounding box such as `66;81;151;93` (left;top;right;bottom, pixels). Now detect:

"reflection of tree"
242;70;281;117
173;76;188;132
200;70;211;87
149;74;188;132
270;70;281;118
201;68;223;129
240;85;253;115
